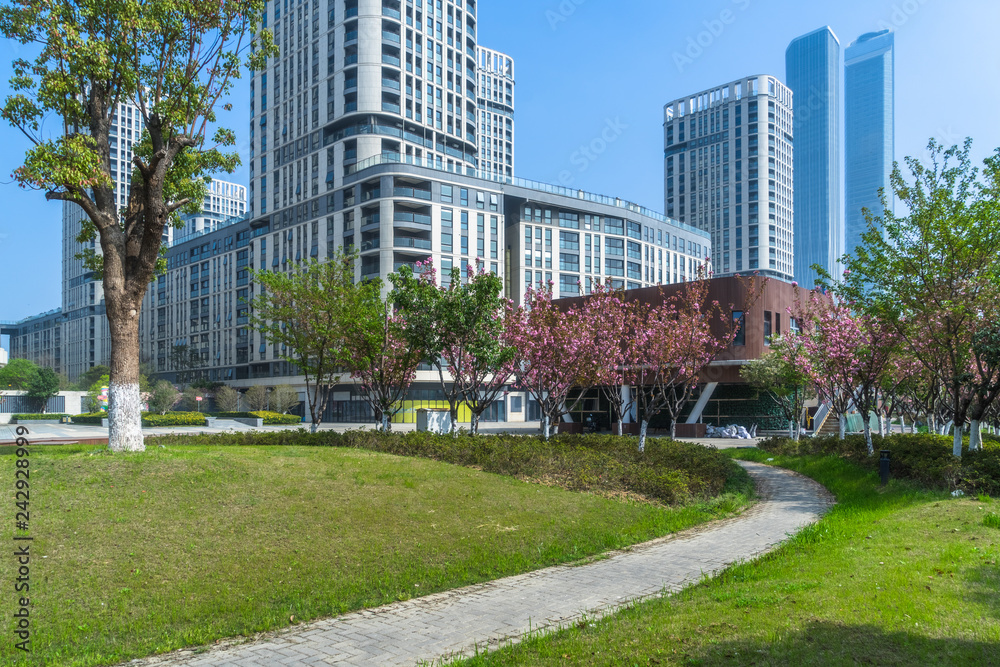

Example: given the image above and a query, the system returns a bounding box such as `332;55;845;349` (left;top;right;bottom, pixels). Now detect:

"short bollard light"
879;449;891;486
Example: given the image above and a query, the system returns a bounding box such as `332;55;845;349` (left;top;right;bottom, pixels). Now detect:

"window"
559;254;579;272
605;238;624;256
764;310;772;346
440;184;453;203
732;310;746;346
510;395;523;413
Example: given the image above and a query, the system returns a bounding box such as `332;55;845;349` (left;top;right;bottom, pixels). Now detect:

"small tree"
507;285;597;440
180;386;203;412
245;385;269;411
26;367;61;413
268;385;300;415
147;381;179;415
346;298;425;432
634;275;764;451
581;282;645;435
75;364;111;391
253;253;359;432
214;386;240;413
741;335;813;440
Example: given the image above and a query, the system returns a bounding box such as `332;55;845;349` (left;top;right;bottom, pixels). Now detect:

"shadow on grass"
684;619;1000;665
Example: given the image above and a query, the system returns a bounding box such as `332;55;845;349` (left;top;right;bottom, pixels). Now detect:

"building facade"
663;75;794;282
139;161;708;421
845;30;894;261
172;179;248;246
786;27;842;289
475;46;514;181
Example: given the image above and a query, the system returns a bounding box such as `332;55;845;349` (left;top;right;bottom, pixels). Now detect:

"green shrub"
141;412;208;427
71;413;105;425
11;414;69;421
252;411;302;425
145;430;745;506
210;411;302;425
758;433;1000;495
984;513;1000;529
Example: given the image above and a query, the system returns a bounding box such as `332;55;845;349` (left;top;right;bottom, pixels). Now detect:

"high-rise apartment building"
786;27;841;289
664;75;794;282
475;46;514;180
845;30;894;261
173;179;248;246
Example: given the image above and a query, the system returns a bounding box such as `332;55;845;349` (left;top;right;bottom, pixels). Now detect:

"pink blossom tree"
508;285;598;440
797;294;899;455
632;276;763;451
579;281;647;435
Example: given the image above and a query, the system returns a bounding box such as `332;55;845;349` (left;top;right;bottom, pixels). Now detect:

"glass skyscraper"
786;27;841;289
844;30;894;264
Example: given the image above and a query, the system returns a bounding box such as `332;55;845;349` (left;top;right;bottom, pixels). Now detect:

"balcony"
392;186;431;200
393;211;432;227
394;236;432;250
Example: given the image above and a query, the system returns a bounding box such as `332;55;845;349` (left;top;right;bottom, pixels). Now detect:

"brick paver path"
126;461;833;667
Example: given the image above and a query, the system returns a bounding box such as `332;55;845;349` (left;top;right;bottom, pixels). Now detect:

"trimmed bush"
12;414;69;421
210;411;301;425
252;411;301;425
71;413;106;425
758;433;1000;495
141;412;208;427
144;430;747;506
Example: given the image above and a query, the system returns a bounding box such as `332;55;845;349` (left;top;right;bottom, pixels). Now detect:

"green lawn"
0;442;752;666
452;451;1000;666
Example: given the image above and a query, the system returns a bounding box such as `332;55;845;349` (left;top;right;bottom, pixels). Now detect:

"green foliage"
75;365;111;391
984;513;1000;529
211;411;301;424
11;414;68;421
25;366;61;411
141;412;207;427
71;413;106;425
740;336;814;432
147;380;179;415
146;431;747;506
758;433;1000;495
0;358;39;389
213;386;240;413
252;252;362;425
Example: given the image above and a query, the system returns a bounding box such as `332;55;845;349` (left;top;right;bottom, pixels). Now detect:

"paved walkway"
124;461;833;667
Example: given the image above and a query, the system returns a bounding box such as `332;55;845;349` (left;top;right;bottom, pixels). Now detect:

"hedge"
757;433;1000;496
141;412;208;427
11;414;69;421
211;411;301;425
145;430;749;507
71;413;105;425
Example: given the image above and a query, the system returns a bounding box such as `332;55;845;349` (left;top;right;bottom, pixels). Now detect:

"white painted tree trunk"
863;421;874;456
381;414;389;433
789;420;797;441
108;383;144;452
839;414;847;440
952;426;963;458
899;415;906;432
542;414;550;441
877;414;886;437
310;422;319;434
969;419;982;452
638;419;649;452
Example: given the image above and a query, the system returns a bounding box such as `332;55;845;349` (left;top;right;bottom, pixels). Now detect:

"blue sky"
1;0;998;322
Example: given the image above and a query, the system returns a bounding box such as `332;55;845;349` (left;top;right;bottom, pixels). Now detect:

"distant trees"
214;386;240;413
741;335;813;441
148;381;179;415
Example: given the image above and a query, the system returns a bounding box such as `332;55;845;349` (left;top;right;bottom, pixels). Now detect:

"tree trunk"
952;424;964;458
615;420;623;436
969;419;982;452
863;420;874;456
638;419;649;453
839;414;847;440
789;419;797;441
877;414;886;437
107;298;144;452
310;422;319;434
381;413;389;433
669;419;677;440
471;412;480;436
450;406;459;438
542;413;550;441
926;412;935;435
899;415;906;433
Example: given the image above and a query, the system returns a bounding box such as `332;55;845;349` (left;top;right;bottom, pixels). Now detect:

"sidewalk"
123;461;833;667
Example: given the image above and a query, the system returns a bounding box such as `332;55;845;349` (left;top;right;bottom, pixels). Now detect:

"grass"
450;450;1000;666
0;441;753;666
